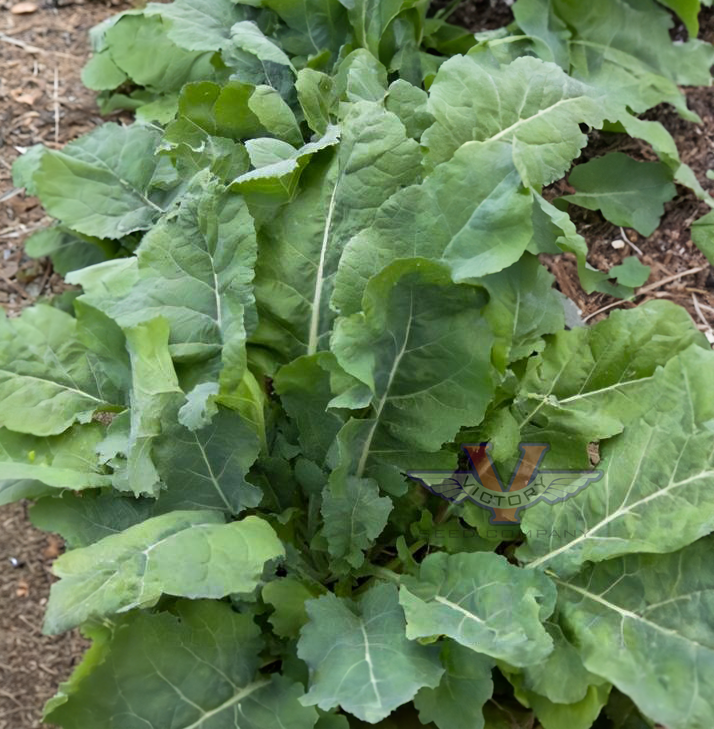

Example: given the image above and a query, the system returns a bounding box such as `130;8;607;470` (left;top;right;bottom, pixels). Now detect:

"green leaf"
45;512;284;633
514;681;611;729
153;406;262;514
556;535;714;729
609;257;651;288
505;621;604;705
339;0;409;57
230;21;295;70
262;577;324;638
144;0;249;52
28;123;167;239
0;425;110;505
519;344;714;576
252;100;421;358
332;260;496;470
46;600;318;729
264;0;350;60
561;153;676;237
0;305;122;436
385;78;433;139
118;318;182;497
24;227;112;276
691;209;714;265
657;0;701;36
103;13;215;93
332;141;534;314
81;50;128;90
481;253;565;367
30;491;156;548
73;173;256;377
414;640;494;729
273;353;347;463
512;301;707;448
399;551;557;666
321;475;392;569
296;69;335;134
422;54;609;185
298;583;444;723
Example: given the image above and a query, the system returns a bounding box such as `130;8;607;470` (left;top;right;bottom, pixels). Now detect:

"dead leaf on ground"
43;535;62;561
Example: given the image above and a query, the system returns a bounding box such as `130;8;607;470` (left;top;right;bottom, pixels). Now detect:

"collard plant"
6;0;714;727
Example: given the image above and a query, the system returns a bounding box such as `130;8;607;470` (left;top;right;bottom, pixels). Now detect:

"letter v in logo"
463;443;548;524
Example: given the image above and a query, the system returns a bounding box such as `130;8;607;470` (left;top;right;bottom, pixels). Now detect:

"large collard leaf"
524;0;714;119
512;301;708;448
561;153;676;237
332;141;534;316
72;173;256;382
252;100;421;358
413;640;494;729
46;600;318;729
0;305;124;436
45;511;284;633
144;0;250;52
555;535;714;729
399;552;557;666
519;344;714;576
298;583;444;722
0;425;110;505
16;124;168;239
100;13;216;94
421;54;609;185
331;260;496;473
153;406;262;514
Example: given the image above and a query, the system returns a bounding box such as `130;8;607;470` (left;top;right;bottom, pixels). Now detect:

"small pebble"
10;1;38;13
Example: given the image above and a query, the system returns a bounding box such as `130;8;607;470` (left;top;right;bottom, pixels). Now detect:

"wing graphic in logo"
408;473;471;505
532;471;604;505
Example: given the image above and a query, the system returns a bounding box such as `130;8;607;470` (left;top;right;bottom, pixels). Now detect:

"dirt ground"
0;2;128;725
1;0;714;727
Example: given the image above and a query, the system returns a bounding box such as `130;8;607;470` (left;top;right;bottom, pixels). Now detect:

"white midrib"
0;369;105;404
360;623;383;707
488;96;579;144
355;296;414;478
307;182;340;356
526;468;714;570
555;579;710;649
181;679;270;729
435;595;486;624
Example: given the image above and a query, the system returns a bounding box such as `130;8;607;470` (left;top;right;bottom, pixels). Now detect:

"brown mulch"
0;503;88;729
0;0;127;315
0;1;128;727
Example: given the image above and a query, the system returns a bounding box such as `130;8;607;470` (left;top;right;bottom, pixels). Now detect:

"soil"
0;1;713;727
0;1;128;726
